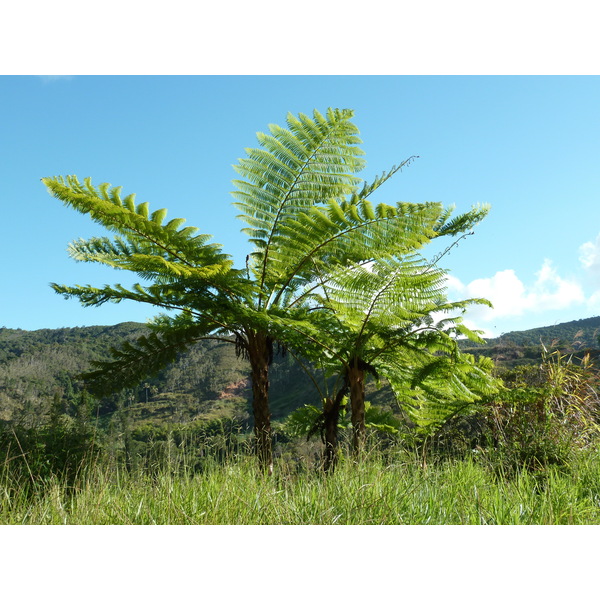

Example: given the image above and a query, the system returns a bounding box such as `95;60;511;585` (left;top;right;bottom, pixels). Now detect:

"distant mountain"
493;316;600;349
2;315;599;430
461;315;600;369
0;322;338;429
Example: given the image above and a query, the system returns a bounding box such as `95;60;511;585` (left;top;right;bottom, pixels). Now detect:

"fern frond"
352;156;419;203
385;352;501;433
434;203;490;237
50;281;186;310
81;322;228;396
231;108;366;304
43;176;233;282
266;199;444;308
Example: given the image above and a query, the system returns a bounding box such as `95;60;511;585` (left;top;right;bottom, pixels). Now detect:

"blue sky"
2;75;600;336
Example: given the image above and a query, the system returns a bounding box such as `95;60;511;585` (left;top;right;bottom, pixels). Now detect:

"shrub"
0;416;99;488
429;348;600;475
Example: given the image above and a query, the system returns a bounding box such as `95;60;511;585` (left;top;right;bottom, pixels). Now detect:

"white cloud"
446;259;585;326
530;259;586;311
580;233;600;283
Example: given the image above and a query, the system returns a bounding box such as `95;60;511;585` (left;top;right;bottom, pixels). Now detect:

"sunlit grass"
3;446;600;525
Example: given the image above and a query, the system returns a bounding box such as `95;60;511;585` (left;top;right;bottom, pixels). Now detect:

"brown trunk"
348;362;366;455
247;330;273;474
322;387;345;473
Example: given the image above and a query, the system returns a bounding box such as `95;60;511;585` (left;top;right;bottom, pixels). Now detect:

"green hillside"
2;315;599;431
493;316;600;350
459;315;600;370
0;322;330;431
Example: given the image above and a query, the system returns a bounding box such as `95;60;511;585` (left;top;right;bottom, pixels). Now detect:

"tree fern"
43;106;495;473
286;252;499;455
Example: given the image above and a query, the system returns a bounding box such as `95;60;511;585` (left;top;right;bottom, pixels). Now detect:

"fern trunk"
348;362;366;454
247;330;273;474
323;398;338;472
322;386;346;473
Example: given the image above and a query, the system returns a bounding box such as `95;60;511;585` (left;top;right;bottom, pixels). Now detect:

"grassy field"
3;445;600;525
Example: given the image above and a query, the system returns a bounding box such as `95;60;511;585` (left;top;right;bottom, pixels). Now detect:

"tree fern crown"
231;108;367;304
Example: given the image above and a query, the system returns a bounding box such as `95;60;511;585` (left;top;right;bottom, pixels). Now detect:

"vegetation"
41;107;491;472
287;256;499;470
461;315;600;370
4;437;600;525
3;106;600;523
2;319;600;524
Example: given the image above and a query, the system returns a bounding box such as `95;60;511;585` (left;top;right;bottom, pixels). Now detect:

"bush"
0;416;100;487
428;349;600;475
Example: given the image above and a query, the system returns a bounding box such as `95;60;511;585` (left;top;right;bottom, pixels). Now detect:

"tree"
42;107;488;472
287;251;500;469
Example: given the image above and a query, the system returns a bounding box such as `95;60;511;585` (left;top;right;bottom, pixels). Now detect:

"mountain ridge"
2;315;599;429
477;315;600;349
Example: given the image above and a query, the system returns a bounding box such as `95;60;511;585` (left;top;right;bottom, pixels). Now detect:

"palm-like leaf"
265;198;445;309
384;353;500;433
232;108;366;306
43;176;234;282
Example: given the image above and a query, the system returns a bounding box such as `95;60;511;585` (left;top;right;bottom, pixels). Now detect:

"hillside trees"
42;107;491;473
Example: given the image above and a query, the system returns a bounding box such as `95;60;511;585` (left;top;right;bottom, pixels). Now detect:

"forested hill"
0;322;336;429
2;315;600;429
494;316;600;349
460;315;600;368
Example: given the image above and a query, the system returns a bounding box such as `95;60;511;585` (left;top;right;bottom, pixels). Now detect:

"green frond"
50;281;183;309
231;108;367;301
353;156;419;203
43;176;234;285
81;321;226;396
266;200;444;308
386;351;501;433
65;234;233;283
434;203;490;237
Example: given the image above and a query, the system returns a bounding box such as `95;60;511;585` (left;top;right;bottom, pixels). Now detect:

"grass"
3;445;600;524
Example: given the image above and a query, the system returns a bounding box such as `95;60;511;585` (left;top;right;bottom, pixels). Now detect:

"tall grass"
3;445;600;524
